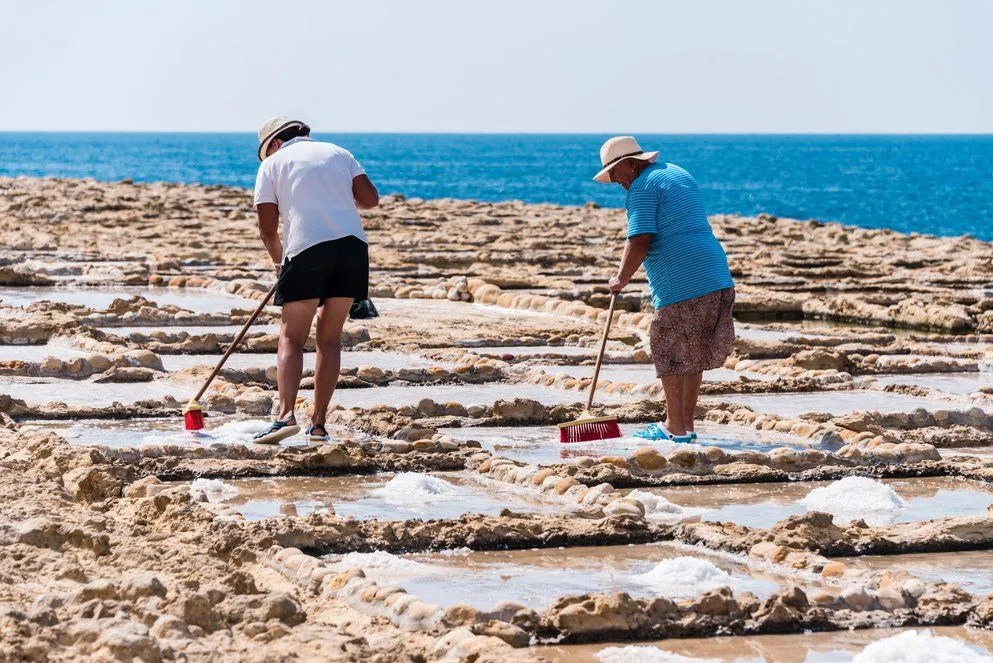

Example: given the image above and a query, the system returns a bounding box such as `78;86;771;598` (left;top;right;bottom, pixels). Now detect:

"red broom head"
183;400;205;431
184;409;205;431
559;418;622;443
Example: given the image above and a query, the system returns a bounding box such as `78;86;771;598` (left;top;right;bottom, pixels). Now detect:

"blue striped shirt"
626;162;734;309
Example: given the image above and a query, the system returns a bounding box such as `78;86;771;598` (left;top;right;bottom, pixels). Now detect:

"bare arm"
256;202;282;274
608;234;652;293
352;174;379;209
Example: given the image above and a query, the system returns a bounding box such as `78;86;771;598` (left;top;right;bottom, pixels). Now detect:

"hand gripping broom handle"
585;294;618;412
191;283;277;403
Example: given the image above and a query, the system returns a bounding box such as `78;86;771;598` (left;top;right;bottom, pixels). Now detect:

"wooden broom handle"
585;293;617;411
192;283;277;402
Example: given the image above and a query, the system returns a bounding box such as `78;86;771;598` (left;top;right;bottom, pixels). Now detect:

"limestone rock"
62;466;123;503
603;498;645;519
630;447;667;471
123;475;163;499
234;391;274;415
552;593;645;636
93;366;157;382
471;619;529;647
491;398;546;422
119;571;167;600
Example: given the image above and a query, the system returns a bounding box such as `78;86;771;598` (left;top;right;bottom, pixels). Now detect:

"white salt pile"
595;646;720;663
852;629;993;662
799;476;906;526
138;418;271;446
631;557;734;598
628;490;698;523
189;478;238;503
326;550;440;582
373;473;459;507
208;419;272;440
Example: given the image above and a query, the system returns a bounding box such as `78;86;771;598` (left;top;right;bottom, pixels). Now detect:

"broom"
183;283;277;430
557;293;622;443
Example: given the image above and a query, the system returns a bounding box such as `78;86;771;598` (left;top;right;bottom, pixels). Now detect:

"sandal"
633;422;694;444
633;423;668;441
658;422;695;444
307;423;330;442
253;417;300;445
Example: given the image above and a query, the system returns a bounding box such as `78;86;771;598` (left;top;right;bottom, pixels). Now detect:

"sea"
1;133;991;240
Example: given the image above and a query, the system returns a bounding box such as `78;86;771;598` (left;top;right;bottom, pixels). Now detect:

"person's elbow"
629;234;652;251
356;188;379;209
353;175;379;209
357;191;379;209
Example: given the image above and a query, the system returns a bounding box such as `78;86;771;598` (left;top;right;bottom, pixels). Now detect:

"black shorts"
275;236;369;306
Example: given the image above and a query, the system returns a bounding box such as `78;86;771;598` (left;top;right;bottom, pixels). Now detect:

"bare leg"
277;299;319;420
660;375;687;436
682;372;704;433
311;297;353;425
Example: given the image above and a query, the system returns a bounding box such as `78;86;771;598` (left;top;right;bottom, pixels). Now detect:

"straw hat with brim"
257;115;309;161
593;136;659;183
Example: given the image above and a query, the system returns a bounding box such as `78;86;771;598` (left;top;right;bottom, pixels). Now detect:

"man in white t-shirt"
251;116;380;444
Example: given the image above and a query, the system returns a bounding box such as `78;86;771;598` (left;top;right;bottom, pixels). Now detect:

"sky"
1;0;991;133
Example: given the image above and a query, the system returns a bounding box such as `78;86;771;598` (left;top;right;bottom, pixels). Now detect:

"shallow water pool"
637;477;993;528
0;343;91;362
0;377;188;407
160;350;442;372
866;372;991;396
100;324;282;336
521;365;766;385
724;390;967;417
375;298;561;321
25;416;316;448
325;543;790;611
211;472;564;521
734;323;837;343
0;286;256;313
307;382;625;409
473;345;597;358
539;626;993;662
444;421;811;465
836;550;993;597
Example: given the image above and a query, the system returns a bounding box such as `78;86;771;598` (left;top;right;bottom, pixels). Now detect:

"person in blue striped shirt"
595;136;736;443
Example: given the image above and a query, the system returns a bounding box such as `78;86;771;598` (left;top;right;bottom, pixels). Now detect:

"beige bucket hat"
593;136;659;183
257;115;309;161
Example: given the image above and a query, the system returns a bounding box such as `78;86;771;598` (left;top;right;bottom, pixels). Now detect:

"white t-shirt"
253;136;367;260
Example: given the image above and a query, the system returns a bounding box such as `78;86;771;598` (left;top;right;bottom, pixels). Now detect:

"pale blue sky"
2;0;991;132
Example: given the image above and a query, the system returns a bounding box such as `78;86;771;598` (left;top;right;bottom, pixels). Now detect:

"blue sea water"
1;133;991;239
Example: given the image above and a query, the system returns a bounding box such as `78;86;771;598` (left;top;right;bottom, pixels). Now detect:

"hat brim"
593;150;659;183
257;120;306;161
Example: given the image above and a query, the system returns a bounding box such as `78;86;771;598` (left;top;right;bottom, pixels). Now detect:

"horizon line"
1;130;993;137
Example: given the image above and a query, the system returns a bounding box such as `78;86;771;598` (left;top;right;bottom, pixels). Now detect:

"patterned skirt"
650;287;736;376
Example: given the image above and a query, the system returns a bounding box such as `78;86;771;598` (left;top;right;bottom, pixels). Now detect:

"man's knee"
279;333;308;354
315;322;345;352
